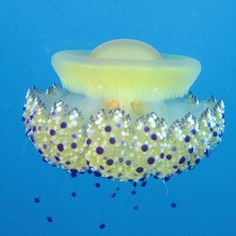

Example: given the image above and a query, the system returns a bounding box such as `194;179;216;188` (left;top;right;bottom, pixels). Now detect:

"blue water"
0;0;235;235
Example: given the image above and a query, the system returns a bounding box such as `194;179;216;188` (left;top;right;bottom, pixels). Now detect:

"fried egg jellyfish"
23;39;225;182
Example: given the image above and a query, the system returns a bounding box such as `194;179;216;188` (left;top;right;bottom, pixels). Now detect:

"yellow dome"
51;39;201;101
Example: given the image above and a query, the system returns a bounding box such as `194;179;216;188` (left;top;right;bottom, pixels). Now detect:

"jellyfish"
22;39;225;182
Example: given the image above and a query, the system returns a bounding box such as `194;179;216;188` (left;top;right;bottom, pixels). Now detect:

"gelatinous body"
22;39;225;182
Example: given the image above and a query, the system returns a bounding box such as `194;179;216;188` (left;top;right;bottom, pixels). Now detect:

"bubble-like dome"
90;39;162;60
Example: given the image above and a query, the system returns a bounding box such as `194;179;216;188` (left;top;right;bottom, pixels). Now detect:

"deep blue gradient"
0;0;235;235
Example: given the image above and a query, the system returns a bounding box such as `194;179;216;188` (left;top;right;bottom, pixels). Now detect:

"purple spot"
188;166;194;171
136;167;144;173
96;147;104;155
213;131;218;137
49;129;56;136
104;125;112;132
95;183;101;188
94;171;102;177
155;172;160;178
166;154;172;160
171;146;177;152
31;136;35;143
204;149;209;156
171;202;177;208
188;147;194;153
164;176;170;181
86;138;92;145
141;144;148;152
160;153;165;159
42;157;48;163
70;169;78;178
70;169;78;174
106;159;114;166
116;123;121;128
151;133;157;140
119;157;124;163
38;149;43;154
184;135;191;142
109;137;116;144
144;126;150;132
71;142;77;149
179;156;185;164
66;161;71;165
57;143;64;152
71;134;77;139
126;160;132;166
60;122;67;129
147;157;155;165
71;192;77;197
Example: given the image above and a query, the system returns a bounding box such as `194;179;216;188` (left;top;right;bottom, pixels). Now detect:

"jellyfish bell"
23;39;225;182
51;39;201;104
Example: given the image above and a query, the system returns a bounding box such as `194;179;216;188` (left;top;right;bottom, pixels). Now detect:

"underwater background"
0;0;235;235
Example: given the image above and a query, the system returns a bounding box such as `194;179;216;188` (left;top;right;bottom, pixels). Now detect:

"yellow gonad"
23;39;225;182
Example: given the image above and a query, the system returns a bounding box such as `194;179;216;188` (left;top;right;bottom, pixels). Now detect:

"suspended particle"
46;216;53;223
71;192;77;197
34;197;40;203
141;181;147;187
99;223;106;229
